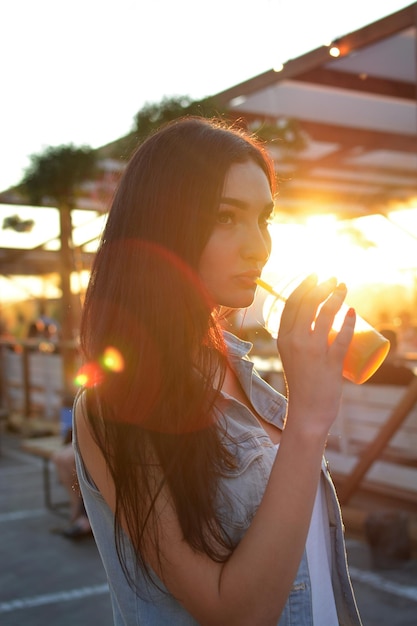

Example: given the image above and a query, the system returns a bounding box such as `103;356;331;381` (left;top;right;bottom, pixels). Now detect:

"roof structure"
215;2;417;220
1;4;416;282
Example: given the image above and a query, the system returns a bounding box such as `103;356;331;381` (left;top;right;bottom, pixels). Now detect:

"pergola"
1;4;416;280
214;4;417;503
214;2;417;220
1;4;417;503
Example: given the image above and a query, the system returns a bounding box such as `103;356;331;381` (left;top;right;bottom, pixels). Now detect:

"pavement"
1;428;417;626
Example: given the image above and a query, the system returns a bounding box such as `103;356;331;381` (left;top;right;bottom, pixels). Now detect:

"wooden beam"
335;4;417;55
232;108;417;155
276;146;417;195
297;119;417;154
292;68;415;101
0;248;94;276
215;4;416;105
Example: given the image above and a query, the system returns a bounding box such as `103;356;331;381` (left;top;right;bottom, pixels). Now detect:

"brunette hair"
80;116;276;588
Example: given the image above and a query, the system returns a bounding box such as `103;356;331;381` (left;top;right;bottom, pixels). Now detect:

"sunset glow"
263;209;417;291
1;206;416;336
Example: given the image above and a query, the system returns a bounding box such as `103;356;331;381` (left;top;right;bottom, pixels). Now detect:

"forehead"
222;160;272;202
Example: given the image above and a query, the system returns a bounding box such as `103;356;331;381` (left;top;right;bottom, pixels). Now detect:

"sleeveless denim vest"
73;331;362;625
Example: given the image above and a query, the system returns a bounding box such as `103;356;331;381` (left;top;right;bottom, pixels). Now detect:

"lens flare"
102;346;124;372
74;362;104;388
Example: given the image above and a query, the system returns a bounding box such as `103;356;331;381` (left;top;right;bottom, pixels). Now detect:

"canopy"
1;3;416;286
215;3;417;220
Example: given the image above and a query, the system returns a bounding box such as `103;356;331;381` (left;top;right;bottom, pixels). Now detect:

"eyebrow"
220;197;275;212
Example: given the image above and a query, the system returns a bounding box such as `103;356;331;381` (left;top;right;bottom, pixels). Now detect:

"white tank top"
276;445;339;625
306;470;339;624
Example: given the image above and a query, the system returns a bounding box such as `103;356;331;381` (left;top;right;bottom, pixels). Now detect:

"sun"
252;208;417;329
263;211;417;291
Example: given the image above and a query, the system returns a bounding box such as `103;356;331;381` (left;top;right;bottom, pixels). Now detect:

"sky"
0;0;412;193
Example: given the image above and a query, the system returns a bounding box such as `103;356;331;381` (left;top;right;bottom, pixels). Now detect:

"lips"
234;272;261;288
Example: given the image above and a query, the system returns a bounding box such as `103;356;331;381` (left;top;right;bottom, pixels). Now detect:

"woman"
74;117;362;625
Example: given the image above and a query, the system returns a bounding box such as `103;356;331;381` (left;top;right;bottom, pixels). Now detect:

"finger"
282;276;338;336
313;282;348;339
279;274;318;334
329;307;356;357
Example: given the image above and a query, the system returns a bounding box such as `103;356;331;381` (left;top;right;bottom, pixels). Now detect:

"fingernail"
336;282;347;292
346;307;355;318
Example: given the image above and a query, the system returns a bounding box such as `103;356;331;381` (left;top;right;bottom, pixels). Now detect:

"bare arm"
76;276;355;626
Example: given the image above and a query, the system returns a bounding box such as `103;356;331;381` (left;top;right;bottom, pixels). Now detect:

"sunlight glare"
265;212;416;289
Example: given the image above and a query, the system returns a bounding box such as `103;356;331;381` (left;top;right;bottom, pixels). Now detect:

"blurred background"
1;0;416;352
1;2;417;624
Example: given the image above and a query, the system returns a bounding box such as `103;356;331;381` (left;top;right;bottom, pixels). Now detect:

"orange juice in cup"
257;277;390;385
327;313;390;384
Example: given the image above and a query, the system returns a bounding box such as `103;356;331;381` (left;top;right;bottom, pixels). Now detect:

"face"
198;159;274;309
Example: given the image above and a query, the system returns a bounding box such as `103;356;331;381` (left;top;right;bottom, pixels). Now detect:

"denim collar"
221;330;287;430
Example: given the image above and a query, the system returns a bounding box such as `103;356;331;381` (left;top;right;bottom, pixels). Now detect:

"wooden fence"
0;339;80;422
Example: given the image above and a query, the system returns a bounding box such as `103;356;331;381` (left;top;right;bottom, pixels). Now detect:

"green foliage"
248;118;307;151
134;95;227;142
22;144;96;205
105;96;307;163
2;214;34;232
133;98;306;152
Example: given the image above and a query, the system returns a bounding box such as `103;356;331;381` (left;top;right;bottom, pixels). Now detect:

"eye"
216;210;235;225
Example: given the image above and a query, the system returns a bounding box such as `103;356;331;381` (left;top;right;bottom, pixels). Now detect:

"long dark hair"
80;116;276;588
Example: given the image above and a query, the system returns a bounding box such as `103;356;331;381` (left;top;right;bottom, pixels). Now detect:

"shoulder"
73;389;117;512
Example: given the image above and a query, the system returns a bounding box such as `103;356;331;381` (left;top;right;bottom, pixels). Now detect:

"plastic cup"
257;277;390;385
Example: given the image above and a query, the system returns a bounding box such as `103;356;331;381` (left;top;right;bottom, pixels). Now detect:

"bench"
21;435;69;514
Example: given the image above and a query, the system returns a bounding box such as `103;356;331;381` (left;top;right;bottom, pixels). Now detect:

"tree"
101;95;307;165
247;118;307;151
134;95;226;143
98;95;228;163
132;96;306;154
21;144;96;394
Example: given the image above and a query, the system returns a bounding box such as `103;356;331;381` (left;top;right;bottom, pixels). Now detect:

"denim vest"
73;331;362;625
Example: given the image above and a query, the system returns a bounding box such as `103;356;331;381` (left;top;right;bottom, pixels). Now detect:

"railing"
327;380;417;502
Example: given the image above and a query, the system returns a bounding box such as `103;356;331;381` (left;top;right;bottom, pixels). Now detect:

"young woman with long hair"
73;116;362;625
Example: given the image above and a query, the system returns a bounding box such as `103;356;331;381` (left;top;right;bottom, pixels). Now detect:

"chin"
220;295;255;309
213;284;257;309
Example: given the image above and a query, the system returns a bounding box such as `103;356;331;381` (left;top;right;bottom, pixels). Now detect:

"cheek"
199;253;220;290
198;244;229;299
199;236;221;276
198;249;212;287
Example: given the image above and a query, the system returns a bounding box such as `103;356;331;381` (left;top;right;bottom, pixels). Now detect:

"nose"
242;225;271;265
